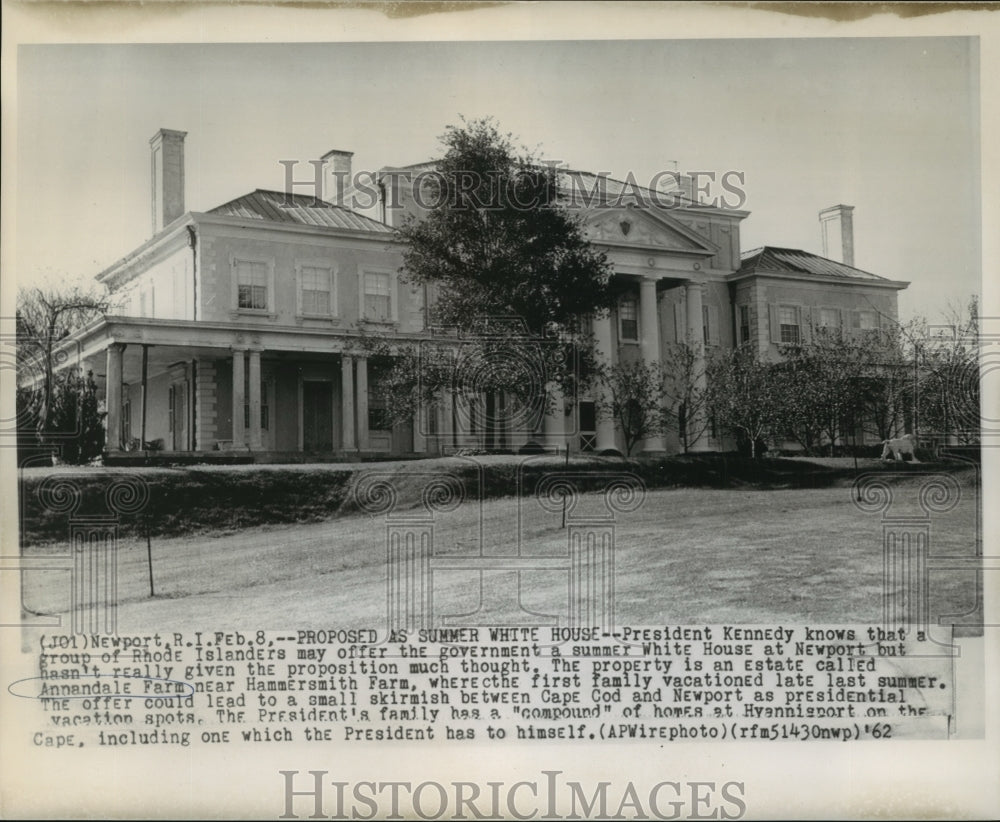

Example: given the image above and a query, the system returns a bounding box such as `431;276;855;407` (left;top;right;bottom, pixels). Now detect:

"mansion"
54;129;908;461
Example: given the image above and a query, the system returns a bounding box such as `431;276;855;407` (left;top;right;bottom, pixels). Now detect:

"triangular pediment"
582;207;718;256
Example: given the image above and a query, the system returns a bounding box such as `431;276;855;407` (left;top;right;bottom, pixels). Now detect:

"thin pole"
145;515;155;597
139;344;149;449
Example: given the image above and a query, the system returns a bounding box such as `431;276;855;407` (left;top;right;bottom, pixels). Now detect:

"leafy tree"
16;368;105;464
596;359;672;457
396;117;616;336
367;118;616;439
706;346;783;459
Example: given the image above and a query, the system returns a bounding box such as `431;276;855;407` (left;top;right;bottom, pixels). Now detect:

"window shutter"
768;304;781;343
295;264;302;316
707;304;720;345
798;306;811;344
673;302;685;343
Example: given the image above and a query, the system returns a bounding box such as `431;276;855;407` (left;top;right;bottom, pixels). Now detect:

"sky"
15;37;980;322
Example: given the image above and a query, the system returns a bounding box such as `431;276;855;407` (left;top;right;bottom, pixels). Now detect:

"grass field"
20;462;980;633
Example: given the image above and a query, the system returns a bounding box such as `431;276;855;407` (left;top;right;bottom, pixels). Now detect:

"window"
702;304;720;345
619;297;638;342
369;406;393;432
364;272;392;321
739;305;750;345
858;310;878;331
236;260;268;310
300;266;332;316
243;380;269;430
818;308;840;329
122;398;132;445
779;306;800;344
168;386;175;433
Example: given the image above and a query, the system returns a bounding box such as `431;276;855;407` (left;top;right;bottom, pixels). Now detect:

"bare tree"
660;342;710;453
596;359;671;457
17;286;110;436
706;346;783;459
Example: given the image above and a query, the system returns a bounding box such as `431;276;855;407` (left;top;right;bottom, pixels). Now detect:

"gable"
582;208;718;256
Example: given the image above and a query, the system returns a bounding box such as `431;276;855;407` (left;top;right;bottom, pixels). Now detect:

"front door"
169;381;188;450
302;380;333;451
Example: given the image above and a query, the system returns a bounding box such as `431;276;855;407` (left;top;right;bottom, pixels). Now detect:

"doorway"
168;381;188;451
302;380;334;451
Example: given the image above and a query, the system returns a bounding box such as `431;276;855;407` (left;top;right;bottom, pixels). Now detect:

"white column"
593;313;618;453
685;281;710;452
356;356;369;451
247;349;262;451
341;355;355;451
639;277;666;454
105;343;125;451
543;383;566;452
231;348;246;448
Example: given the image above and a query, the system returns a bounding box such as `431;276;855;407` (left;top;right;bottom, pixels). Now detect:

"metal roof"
209;189;393;233
736;246;889;281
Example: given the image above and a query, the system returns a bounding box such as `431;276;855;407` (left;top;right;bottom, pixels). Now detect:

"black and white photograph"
1;2;997;819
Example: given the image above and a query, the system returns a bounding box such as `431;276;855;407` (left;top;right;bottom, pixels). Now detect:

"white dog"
880;433;920;463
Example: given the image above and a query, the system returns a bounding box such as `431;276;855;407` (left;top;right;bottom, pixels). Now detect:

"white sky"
15;37;980;322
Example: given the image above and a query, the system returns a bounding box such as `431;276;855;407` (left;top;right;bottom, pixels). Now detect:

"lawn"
19;464;979;633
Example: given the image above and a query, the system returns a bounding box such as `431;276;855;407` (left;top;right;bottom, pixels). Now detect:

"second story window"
778;305;801;344
236;260;268;310
300;266;333;316
858;310;878;331
619;297;638;342
364;272;392;322
739;305;751;344
818;307;841;330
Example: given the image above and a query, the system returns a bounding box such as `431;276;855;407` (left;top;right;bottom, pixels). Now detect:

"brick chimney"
150;129;187;234
321;149;353;205
819;204;855;267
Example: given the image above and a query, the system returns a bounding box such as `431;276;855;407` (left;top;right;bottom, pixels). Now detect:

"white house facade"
53;129;909;462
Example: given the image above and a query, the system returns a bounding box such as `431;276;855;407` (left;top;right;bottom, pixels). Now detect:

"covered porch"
68;317;434;461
